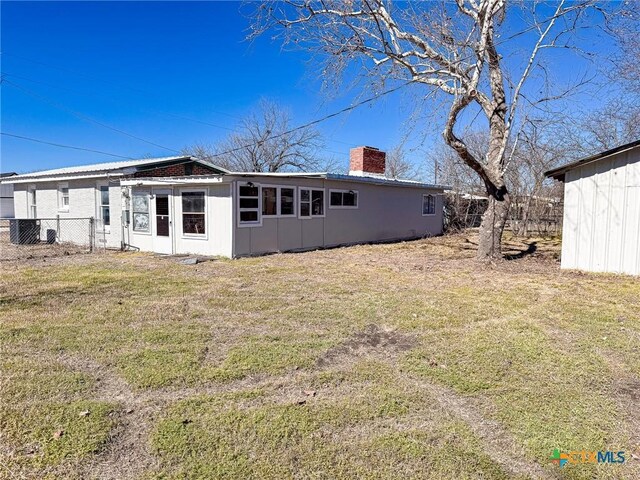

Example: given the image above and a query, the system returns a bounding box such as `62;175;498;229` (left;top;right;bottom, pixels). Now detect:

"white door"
153;189;173;254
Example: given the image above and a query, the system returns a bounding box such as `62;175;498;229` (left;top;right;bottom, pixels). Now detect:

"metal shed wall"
561;147;640;275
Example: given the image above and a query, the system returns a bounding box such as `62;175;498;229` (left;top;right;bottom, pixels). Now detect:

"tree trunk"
477;192;511;260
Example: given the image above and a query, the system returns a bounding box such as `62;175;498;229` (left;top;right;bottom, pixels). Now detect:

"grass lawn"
1;233;639;479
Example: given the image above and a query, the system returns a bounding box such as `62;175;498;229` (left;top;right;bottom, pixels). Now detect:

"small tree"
251;0;611;259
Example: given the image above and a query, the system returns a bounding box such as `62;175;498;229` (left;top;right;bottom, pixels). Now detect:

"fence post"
56;214;60;242
89;217;95;253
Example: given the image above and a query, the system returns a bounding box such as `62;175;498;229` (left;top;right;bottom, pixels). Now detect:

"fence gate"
0;217;103;261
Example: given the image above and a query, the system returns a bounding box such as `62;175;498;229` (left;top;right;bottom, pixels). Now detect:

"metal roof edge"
4;155;229;182
325;173;449;189
2;172;126;184
545;139;640;181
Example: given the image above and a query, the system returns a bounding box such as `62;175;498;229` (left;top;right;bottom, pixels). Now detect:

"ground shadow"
504;241;538;260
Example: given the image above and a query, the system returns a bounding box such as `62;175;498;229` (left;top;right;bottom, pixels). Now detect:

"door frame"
152;188;174;254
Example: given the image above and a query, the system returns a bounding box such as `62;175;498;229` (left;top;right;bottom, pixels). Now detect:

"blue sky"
0;1;619;177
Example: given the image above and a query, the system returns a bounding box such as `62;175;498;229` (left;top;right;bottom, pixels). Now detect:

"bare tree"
385;145;418;180
250;0;611;259
184;99;325;172
506;118;570;236
607;4;640;94
576;99;640;152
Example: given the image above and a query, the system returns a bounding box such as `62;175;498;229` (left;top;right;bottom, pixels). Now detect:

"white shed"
546;140;640;276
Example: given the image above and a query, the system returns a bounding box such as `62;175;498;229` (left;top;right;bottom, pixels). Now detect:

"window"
262;187;277;216
238;183;260;225
280;187;295;216
28;186;37;218
329;189;358;208
132;191;150;232
299;188;324;218
99;186;110;228
261;186;296;217
182;191;206;235
422;194;436;215
58;184;69;211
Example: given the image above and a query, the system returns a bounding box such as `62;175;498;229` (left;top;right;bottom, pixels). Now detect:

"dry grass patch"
1;233;639;479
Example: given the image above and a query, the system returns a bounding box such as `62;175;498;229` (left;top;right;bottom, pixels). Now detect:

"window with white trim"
329;189;358;208
28;186;37;218
262;186;296;217
238;183;260;225
182;191;206;235
422;194;436;215
132;191;150;232
299;188;324;218
58;184;69;211
99;186;111;228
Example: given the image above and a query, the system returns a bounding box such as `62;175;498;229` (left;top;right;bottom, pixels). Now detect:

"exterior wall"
561;147;640;275
232;177;444;257
11;179;123;249
127;184;232;257
1;181;14;218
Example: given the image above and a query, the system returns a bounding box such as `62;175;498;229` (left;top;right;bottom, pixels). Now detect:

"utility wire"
200;82;412;159
1;71;353;153
1;7;576;163
0;132;133;159
2;78;181;153
1;82;404;163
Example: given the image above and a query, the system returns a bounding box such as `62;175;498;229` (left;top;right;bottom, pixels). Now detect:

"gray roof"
545;139;640;181
126;171;449;190
3;156;229;181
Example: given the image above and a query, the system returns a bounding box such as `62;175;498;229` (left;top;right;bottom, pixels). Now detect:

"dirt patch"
617;378;640;402
56;355;160;480
317;324;417;367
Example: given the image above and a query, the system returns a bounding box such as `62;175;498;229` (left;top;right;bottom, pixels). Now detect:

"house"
0;172;17;218
546;139;640;276
3;156;226;250
2;147;447;257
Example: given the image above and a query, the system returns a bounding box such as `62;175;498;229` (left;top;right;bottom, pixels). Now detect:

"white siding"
127;185;233;257
11;180;123;249
560;148;640;275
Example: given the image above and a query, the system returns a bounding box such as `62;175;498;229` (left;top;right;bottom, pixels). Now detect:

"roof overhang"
121;172;450;190
1;156;229;184
545;139;640;182
121;175;226;187
226;171;449;190
1;172;127;184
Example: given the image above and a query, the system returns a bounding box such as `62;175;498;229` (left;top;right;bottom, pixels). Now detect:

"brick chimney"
349;146;386;177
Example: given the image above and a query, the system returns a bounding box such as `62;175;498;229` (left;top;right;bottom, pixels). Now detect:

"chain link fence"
0;217;104;261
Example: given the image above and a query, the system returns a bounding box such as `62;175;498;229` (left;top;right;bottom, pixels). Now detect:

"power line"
1;70;356;150
2;78;181;154
201;82;413;160
1;132;133;159
1;7;575;164
0;51;242;121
